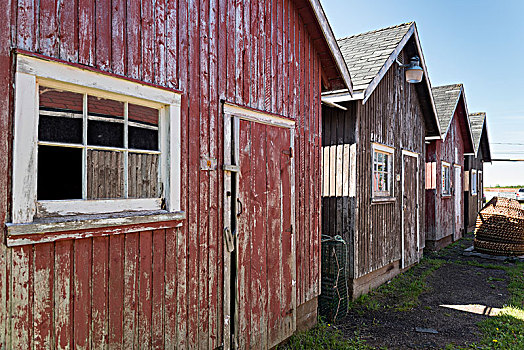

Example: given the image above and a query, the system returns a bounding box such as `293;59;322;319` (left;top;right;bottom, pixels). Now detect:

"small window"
372;144;394;198
12;54;181;224
471;169;478;195
442;162;451;196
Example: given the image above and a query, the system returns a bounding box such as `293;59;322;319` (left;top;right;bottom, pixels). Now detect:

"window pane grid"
373;150;391;196
37;86;160;201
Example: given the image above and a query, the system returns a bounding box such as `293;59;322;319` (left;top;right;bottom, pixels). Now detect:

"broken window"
37;86;160;201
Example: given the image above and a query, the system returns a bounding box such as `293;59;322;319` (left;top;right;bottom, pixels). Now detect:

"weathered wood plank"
92;237;109;348
187;0;200;346
152;229;166;348
125;0;141;80
164;227;178;348
237;120;252;349
266;123;283;347
250;121;267;348
54;240;73;350
198;0;211;345
108;235;124;349
11;246;32;350
78;0;95;66
74;239;92;350
58;0;78;61
123;232;139;349
138;231;153;348
95;0;111;70
33;243;54;350
111;0;125;75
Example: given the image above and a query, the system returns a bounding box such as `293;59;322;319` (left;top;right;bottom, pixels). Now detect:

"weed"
348;257;445;312
278;320;373;350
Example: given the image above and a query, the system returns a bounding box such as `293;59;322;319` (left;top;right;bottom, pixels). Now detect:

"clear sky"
322;0;524;186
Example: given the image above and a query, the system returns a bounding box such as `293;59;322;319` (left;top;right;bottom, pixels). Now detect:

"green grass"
348;257;446;313
278;320;374;350
475;261;524;349
448;260;524;349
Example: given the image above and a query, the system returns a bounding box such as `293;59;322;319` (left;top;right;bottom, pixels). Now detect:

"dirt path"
336;234;514;349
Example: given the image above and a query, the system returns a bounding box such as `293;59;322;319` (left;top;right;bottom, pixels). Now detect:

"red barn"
425;84;475;250
0;0;352;348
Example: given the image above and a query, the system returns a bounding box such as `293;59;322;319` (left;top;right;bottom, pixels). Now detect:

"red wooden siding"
425;102;467;248
0;0;325;348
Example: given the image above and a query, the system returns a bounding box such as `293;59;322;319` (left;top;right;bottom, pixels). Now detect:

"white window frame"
441;161;451;196
372;143;395;198
471;169;478;195
12;54;182;224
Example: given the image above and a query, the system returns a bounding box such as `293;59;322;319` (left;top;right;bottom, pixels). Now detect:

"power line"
492;142;524;146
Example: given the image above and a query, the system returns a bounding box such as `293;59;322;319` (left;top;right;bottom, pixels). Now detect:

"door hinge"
283;147;293;158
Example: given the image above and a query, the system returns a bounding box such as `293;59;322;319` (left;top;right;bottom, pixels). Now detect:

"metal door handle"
237;199;243;216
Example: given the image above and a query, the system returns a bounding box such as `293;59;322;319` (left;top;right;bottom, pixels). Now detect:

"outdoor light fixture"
396;56;424;83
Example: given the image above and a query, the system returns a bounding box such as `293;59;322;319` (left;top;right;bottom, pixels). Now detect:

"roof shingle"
337;22;413;91
432;84;463;135
469;112;486;154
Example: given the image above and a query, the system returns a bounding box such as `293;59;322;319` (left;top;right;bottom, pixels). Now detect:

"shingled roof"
432;84;463;134
469;112;487;154
337;23;412;91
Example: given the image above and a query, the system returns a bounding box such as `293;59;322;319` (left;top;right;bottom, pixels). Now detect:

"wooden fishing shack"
0;0;352;348
321;22;440;298
424;84;475;250
465;112;492;231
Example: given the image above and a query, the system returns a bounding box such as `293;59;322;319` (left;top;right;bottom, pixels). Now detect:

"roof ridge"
432;83;463;90
337;22;414;42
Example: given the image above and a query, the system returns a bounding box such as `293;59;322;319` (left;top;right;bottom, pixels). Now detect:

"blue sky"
322;0;524;186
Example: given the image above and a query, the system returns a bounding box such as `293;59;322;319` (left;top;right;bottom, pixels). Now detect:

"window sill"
6;210;186;247
372;197;396;204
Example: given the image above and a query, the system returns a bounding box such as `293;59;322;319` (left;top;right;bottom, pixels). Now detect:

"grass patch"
348;258;446;313
477;261;524;349
278;320;374;350
450;260;524;349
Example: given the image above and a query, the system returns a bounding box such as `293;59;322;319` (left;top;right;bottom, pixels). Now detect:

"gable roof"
469;112;492;161
337;23;412;92
432;84;463;134
302;0;353;93
326;22;440;137
431;84;474;152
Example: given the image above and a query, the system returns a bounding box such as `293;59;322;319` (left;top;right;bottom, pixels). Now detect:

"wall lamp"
396;56;423;83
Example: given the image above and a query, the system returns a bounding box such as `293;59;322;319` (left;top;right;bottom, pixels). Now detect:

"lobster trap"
319;235;349;323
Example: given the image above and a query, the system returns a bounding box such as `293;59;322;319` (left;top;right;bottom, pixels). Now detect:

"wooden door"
454;166;462;240
223;104;295;350
402;152;419;269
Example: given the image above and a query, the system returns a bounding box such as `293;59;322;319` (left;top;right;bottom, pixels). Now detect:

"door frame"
401;150;419;270
222;101;296;349
454;164;462;240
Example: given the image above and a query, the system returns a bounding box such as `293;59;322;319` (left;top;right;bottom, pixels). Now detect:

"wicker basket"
474;197;524;256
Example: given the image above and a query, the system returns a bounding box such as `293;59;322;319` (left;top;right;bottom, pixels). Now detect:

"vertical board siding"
8;228;184;349
346;49;426;280
425;104;467;245
2;0;324;348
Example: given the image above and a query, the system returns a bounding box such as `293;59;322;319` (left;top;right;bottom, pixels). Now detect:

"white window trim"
471;169;478;195
372;143;395;199
441;161;451;196
12;54;182;224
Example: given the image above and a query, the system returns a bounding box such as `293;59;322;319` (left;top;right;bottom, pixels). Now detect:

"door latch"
224;227;235;253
